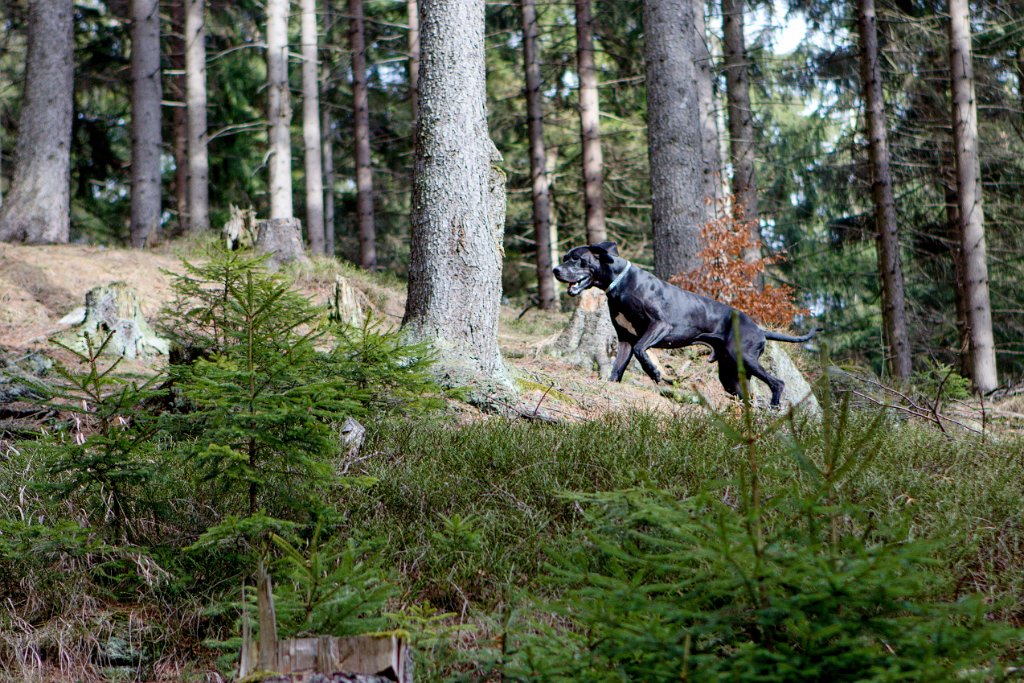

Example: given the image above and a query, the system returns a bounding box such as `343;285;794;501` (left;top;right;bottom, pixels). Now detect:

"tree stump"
56;282;169;358
329;277;370;326
223;204;258;251
549;288;617;378
256;217;308;270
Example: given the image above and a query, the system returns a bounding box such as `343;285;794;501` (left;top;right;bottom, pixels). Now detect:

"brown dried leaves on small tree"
669;203;807;328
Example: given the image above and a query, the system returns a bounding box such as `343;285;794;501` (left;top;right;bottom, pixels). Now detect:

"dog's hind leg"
743;356;785;407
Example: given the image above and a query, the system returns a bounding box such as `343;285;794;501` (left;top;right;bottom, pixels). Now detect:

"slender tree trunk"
948;0;997;393
185;0;210;232
350;0;377;269
857;0;911;380
170;0;189;234
322;106;336;256
693;0;722;214
267;0;294;220
130;0;164;248
643;0;706;279
300;0;325;253
722;0;759;271
521;0;556;310
944;181;970;376
322;0;336;256
407;0;420;126
0;0;74;244
402;0;512;394
574;0;606;244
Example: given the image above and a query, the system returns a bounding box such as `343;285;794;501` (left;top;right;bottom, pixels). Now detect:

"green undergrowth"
1;247;1022;680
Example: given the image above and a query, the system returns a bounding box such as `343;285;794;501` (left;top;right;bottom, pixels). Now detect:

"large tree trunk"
0;0;74;244
407;0;420;126
300;0;326;254
402;0;512;396
267;0;294;220
857;0;911;380
948;0;997;393
521;0;556;311
350;0;377;269
185;0;210;233
130;0;164;248
722;0;760;277
643;0;707;280
170;0;189;234
574;0;606;244
693;0;722;214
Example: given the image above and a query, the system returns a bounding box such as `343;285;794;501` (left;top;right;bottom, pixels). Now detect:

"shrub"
669;202;808;327
502;382;1018;681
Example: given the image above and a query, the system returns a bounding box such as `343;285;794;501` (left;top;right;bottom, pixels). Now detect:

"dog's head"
553;241;620;296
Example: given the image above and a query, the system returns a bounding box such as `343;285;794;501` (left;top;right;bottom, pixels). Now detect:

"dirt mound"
0;242;769;420
0;243;179;349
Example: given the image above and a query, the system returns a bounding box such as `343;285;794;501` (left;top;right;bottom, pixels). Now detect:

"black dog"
552;241;819;407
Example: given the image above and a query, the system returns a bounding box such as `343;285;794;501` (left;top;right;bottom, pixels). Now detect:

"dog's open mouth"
567;275;592;296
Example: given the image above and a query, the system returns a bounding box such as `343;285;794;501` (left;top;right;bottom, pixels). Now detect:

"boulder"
751;343;820;415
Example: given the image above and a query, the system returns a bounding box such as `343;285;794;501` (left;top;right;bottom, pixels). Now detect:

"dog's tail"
762;327;823;343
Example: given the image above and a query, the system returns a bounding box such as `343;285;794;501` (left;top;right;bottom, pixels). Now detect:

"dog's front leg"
609;340;633;382
632;321;671;384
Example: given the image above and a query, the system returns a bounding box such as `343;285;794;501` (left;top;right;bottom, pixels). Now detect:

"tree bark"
350;0;377;269
574;0;606;244
300;0;326;254
322;0;336;256
693;0;722;214
0;0;73;244
857;0;911;380
130;0;163;248
722;0;759;272
402;0;512;396
521;0;556;311
948;0;997;393
407;0;421;127
185;0;210;233
643;0;707;279
322;105;336;256
944;181;971;376
267;0;294;220
170;0;189;234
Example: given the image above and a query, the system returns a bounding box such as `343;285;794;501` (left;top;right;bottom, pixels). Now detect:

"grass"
336;411;1024;626
2;406;1023;680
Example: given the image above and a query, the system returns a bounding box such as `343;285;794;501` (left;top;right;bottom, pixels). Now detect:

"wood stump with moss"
56;282;169;358
549;288;617;377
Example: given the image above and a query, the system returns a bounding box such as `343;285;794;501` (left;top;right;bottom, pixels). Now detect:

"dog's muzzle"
553;266;592;297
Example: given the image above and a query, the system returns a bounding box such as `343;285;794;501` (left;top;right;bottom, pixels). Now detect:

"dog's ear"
589;241;619;263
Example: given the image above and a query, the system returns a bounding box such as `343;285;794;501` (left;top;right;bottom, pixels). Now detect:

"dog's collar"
606;261;631;293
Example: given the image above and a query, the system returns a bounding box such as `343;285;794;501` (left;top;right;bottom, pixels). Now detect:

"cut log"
256;217;309;270
240;565;413;683
548;288;617;377
55;282;169;358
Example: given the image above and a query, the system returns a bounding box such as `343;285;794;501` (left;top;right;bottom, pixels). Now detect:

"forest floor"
0;240;731;419
1;240;1020;430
